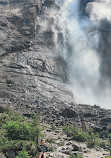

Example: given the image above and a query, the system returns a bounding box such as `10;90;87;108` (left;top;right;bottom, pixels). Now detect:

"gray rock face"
77;104;111;136
0;0;37;56
0;0;111;137
0;0;74;113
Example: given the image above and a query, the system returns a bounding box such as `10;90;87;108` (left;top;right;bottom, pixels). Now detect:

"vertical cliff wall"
0;0;111;134
0;0;74;114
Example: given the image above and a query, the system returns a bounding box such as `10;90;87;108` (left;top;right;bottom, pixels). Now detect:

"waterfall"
55;0;111;109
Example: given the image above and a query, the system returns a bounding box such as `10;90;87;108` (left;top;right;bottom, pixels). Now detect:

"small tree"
16;148;32;158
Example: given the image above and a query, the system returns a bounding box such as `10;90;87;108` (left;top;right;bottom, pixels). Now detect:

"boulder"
62;150;71;155
100;142;105;148
0;106;5;113
100;118;111;125
7;150;15;158
60;108;78;118
23;113;32;118
72;144;80;151
93;126;103;133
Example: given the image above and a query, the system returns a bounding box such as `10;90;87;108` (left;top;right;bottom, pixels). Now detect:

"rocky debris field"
41;124;110;158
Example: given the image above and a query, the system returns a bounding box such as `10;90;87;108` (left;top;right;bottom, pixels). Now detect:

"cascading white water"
55;0;111;109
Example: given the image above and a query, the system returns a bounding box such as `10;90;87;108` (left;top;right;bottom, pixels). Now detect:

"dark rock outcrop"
72;144;80;151
60;108;78;118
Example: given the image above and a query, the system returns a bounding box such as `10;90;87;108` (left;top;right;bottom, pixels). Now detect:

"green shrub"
2;117;40;141
69;153;84;158
63;125;100;148
3;121;31;140
63;125;88;142
0;139;24;152
0;110;41;157
87;131;100;148
51;124;57;130
48;146;54;152
46;138;55;143
0;113;10;125
11;113;25;122
57;141;65;146
16;148;32;158
0;112;25;126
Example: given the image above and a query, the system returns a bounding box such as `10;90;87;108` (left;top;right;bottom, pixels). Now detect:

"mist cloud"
86;2;111;22
55;0;111;109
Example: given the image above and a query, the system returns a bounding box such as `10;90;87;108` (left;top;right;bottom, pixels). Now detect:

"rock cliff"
0;0;111;137
0;0;74;117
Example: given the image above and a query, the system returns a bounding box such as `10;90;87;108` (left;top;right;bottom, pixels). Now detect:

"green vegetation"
16;148;32;158
63;125;101;148
48;146;55;152
0;107;110;157
51;123;57;130
103;134;111;152
69;153;84;158
57;141;65;146
0;108;41;157
46;138;55;144
46;137;56;152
